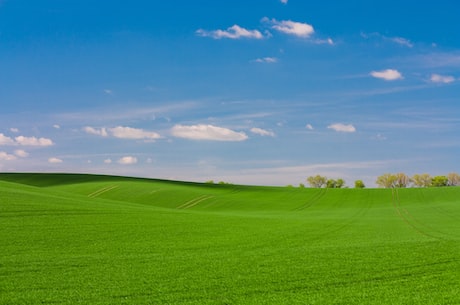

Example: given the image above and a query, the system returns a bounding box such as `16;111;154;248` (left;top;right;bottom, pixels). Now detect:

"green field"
1;173;459;304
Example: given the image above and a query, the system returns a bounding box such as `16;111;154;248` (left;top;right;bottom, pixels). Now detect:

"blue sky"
1;0;459;186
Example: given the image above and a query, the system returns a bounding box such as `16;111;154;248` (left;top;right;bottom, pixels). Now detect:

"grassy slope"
0;173;459;305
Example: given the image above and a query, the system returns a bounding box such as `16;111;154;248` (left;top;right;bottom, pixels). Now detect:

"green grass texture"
1;173;459;304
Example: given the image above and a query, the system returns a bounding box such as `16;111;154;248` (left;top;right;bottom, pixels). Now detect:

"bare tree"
376;173;397;188
447;172;460;186
395;173;410;188
411;174;432;187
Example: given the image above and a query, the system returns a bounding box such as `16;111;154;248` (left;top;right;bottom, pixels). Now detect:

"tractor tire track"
176;195;214;209
88;185;119;198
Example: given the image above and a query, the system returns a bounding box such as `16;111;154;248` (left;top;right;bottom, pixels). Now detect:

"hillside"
0;173;459;304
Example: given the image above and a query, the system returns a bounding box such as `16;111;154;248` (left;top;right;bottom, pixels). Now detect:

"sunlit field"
1;173;459;304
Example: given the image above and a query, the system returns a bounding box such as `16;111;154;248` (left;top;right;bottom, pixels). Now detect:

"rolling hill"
0;173;459;304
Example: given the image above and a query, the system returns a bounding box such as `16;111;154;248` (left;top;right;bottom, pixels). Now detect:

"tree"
376;173;397;188
354;180;365;188
394;173;410;188
432;175;448;187
307;175;327;188
326;179;336;188
411;174;432;187
335;178;345;188
447;172;460;186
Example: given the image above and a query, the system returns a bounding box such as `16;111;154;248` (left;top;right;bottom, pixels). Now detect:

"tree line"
306;173;460;188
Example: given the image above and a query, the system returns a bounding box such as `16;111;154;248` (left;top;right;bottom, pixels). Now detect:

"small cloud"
14;149;29;157
104;158;112;164
15;136;54;146
314;38;334;45
372;134;387;141
280;0;288;4
10;128;19;133
104;89;113;95
118;156;138;165
171;124;248;141
306;124;314;130
250;127;275;137
430;73;455;84
263;18;314;38
109;126;161;140
196;25;264;40
0;133;15;145
83;126;108;137
390;37;413;48
370;69;403;81
53;124;60;129
146;158;153;164
0;151;17;161
328;123;356;133
48;157;63;164
254;57;278;63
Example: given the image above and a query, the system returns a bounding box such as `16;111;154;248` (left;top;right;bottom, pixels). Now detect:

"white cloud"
104;89;113;95
83;126;108;137
370;69;403;81
264;18;314;38
254;57;278;63
104;158;112;164
430;73;455;84
0;151;17;161
196;25;264;40
48;157;63;164
14;149;29;157
0;133;15;145
1;134;53;146
118;156;138;165
250;127;275;137
390;37;413;48
15;136;54;146
314;38;334;45
53;124;60;129
10;128;19;133
171;124;248;141
280;0;288;3
109;126;161;140
328;123;356;133
306;124;314;130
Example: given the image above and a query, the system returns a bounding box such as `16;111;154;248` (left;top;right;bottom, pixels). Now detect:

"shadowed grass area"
0;173;459;304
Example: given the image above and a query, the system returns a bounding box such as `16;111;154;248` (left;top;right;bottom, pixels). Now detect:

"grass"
0;173;459;304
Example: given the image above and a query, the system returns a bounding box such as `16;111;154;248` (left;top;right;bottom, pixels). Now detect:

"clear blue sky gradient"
1;0;459;186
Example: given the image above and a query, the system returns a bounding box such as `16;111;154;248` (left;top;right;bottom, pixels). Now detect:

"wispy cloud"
15;136;54;146
280;0;288;4
306;124;314;130
196;25;264;40
171;124;248;141
0;151;17;161
0;133;15;145
370;69;403;81
0;134;55;147
328;123;356;133
14;149;29;157
263;18;314;38
109;126;161;140
118;156;138;165
83;126;108;137
430;73;455;84
83;126;161;141
254;57;278;63
361;32;413;48
10;128;19;133
48;157;63;164
250;127;275;137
